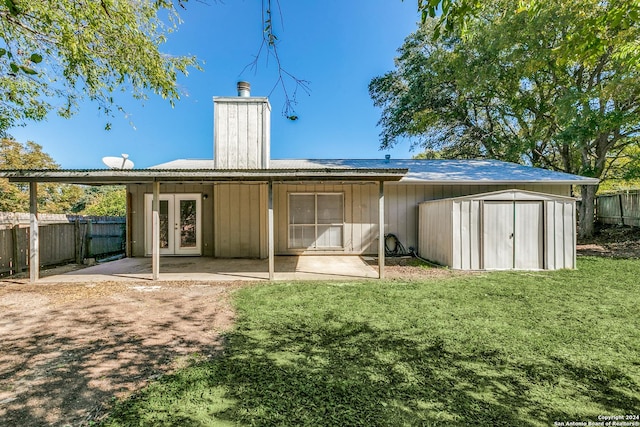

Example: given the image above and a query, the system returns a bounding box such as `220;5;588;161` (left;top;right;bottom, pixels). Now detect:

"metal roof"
0;158;599;185
0;167;408;184
151;158;599;185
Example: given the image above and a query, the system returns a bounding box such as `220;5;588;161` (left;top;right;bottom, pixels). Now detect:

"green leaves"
0;0;199;132
372;0;640;173
5;0;19;15
4;52;41;77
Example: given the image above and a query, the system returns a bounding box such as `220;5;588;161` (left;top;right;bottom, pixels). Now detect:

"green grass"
102;257;640;426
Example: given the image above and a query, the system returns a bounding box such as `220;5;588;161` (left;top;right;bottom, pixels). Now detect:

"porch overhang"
2;167;405;283
1;168;408;184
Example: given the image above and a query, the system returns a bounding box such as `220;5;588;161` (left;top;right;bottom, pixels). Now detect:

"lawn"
102;257;640;426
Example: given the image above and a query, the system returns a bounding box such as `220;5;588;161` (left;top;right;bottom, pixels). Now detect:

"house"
2;82;598;281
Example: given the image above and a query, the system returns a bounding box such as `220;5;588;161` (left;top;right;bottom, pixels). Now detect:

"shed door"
483;201;543;270
513;201;543;269
483;202;515;269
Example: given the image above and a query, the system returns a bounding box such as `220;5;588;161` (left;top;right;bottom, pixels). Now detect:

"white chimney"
213;82;271;169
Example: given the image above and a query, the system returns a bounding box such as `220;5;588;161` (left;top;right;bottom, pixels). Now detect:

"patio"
35;255;379;283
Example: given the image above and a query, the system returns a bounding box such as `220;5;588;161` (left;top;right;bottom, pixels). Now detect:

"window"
289;193;344;249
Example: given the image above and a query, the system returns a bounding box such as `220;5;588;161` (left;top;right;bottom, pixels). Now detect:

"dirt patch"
366;256;474;280
577;224;640;259
0;280;246;426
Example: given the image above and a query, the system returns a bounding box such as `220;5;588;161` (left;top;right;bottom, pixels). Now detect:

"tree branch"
241;0;310;119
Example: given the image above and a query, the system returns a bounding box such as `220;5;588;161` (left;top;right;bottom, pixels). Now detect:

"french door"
145;194;202;255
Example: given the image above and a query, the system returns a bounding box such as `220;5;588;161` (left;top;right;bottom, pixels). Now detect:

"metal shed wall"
418;190;576;270
385;183;570;255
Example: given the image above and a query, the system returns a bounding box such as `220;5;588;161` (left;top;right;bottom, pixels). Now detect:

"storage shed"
418;189;576;270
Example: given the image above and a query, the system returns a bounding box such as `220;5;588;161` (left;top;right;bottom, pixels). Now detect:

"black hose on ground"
384;233;409;257
384;233;443;268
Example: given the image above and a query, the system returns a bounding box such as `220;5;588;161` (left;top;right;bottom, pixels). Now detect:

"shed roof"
418;189;578;204
152;158;599;185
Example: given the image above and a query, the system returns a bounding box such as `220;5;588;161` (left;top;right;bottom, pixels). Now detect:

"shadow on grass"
103;317;640;426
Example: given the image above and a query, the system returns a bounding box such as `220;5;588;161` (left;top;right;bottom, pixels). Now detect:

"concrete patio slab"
35;256;379;282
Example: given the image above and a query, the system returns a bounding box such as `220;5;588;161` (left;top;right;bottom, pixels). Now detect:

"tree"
0;0;198;132
418;0;640;66
0;137;85;212
371;0;640;237
80;186;126;217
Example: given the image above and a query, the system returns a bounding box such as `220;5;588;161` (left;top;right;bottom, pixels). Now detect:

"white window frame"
288;192;344;249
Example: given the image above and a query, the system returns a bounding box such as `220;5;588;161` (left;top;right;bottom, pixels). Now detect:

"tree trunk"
578;184;598;239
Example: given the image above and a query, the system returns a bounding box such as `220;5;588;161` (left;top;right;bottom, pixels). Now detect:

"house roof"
0;158;599;185
151;158;599;185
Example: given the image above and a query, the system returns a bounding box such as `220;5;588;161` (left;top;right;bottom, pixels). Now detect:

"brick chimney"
213;81;271;169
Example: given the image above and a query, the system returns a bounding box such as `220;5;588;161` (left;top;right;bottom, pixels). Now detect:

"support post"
268;181;275;280
152;181;160;280
618;194;625;226
378;181;385;280
125;191;132;258
86;218;93;259
29;182;39;282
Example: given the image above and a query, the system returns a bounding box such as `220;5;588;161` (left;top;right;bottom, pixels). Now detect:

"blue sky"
9;1;421;169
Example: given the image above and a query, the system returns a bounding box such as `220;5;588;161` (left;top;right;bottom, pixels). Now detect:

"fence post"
619;194;625;226
11;224;20;275
85;219;93;259
74;219;83;264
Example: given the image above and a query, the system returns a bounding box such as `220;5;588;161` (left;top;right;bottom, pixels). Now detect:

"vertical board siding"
563;201;576;269
214;183;266;258
513;202;544;269
483;202;515;270
214;100;270;169
469;200;481;269
596;192;640;227
452;200;462;268
458;200;470;270
545;201;558;270
0;227;23;274
129;184;146;257
0;219;125;276
126;182;573;260
545;200;577;270
418;199;453;266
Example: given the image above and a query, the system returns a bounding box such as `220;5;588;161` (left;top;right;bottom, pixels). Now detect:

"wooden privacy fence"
0;214;125;276
596;191;640;227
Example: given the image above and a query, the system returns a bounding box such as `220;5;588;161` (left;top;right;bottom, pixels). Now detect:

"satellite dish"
102;153;134;170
